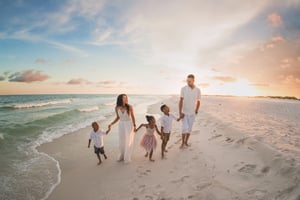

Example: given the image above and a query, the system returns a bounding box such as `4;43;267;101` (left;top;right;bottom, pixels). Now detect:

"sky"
0;0;300;97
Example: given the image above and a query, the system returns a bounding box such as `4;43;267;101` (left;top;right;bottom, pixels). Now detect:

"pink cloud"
212;76;236;82
198;83;210;88
260;36;285;52
98;80;117;85
250;83;269;87
267;12;282;27
9;70;49;83
272;36;285;43
34;58;47;64
67;78;90;85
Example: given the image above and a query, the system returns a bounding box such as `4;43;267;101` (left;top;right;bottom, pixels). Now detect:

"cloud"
0;76;5;81
250;83;269;87
64;59;77;64
198;83;210;88
35;58;47;64
272;36;285;42
67;78;91;85
89;0;270;68
226;35;300;96
267;12;282;27
259;35;285;51
98;80;117;85
212;76;236;82
9;70;49;83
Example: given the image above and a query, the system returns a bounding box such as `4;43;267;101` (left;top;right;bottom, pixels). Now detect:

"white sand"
38;96;300;200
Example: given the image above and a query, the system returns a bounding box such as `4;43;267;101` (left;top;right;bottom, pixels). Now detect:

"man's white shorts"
182;114;196;134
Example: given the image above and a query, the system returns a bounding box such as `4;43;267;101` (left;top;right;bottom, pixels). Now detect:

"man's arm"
179;97;184;118
195;100;200;114
195;88;201;114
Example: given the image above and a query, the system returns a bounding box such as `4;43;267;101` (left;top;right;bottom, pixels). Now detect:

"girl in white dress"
108;94;136;163
136;115;161;162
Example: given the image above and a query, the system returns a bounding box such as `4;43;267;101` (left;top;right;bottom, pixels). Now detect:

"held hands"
179;113;185;119
106;124;112;134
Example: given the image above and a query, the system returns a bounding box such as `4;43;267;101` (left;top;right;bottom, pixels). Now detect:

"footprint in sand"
246;189;268;198
137;167;152;177
225;137;234;143
145;195;154;200
261;166;270;174
192;156;199;160
236;137;248;144
171;175;190;183
238;164;257;173
196;182;212;191
208;134;222;141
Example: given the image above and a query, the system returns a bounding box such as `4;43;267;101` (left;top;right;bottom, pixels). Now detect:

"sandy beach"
38;96;300;200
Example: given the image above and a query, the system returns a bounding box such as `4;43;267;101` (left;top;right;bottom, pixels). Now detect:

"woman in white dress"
108;94;136;163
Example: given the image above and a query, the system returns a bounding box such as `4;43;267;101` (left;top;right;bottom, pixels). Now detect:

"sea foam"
13;99;73;109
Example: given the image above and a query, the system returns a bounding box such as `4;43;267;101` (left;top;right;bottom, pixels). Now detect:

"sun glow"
206;79;259;97
224;79;258;97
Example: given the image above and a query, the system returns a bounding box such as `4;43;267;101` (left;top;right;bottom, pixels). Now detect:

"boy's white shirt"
161;113;177;133
89;129;105;148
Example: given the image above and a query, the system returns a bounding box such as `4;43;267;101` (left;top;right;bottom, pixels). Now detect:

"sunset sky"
0;0;299;97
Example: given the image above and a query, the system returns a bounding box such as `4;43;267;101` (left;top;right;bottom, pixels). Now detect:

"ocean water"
0;94;166;200
202;96;300;160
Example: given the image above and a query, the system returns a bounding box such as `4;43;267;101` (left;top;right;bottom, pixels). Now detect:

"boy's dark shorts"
163;133;170;142
94;146;105;154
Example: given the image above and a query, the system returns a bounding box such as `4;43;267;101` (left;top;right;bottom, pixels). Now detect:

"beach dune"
39;96;300;200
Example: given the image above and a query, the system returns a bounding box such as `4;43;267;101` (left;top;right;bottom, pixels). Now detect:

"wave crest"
12;99;73;109
77;106;99;112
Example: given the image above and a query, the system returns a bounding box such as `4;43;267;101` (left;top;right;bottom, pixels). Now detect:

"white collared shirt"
180;85;201;115
161;113;177;133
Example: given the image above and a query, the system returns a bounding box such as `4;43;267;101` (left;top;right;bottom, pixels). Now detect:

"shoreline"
38;96;300;200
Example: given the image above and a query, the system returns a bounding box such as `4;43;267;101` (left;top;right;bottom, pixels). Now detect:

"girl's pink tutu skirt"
140;134;157;152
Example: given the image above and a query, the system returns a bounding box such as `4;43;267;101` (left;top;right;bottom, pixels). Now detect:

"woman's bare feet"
149;158;155;162
164;150;168;152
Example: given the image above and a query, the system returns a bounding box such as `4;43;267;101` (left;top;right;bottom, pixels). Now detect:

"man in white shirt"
179;74;201;148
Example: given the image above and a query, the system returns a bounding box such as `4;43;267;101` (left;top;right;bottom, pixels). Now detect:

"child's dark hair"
146;115;154;122
160;104;167;112
92;122;97;126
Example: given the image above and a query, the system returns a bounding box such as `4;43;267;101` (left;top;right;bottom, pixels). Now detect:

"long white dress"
118;109;135;163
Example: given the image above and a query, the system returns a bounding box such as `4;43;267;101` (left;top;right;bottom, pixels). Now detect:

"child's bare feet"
104;154;108;159
97;161;102;165
145;152;149;157
180;144;185;149
185;143;191;147
149;158;155;162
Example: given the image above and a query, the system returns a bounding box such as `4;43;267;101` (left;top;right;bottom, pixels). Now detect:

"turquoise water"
0;94;165;200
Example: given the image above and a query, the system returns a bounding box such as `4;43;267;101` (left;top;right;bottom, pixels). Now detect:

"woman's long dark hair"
116;94;130;115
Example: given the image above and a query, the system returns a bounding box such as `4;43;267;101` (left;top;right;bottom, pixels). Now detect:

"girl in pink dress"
136;115;162;162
